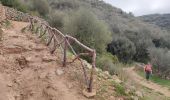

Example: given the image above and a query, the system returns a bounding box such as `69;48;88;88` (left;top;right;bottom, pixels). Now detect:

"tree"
48;11;65;30
32;0;49;16
0;0;27;12
124;28;154;63
107;36;136;63
64;9;111;54
149;47;170;79
0;0;18;7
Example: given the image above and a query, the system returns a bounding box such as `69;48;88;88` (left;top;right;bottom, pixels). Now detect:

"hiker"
144;62;152;81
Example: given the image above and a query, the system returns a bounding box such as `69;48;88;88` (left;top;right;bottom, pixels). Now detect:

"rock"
129;86;136;92
135;91;143;98
95;68;99;72
117;97;124;100
104;71;110;76
7;94;15;100
112;75;118;79
82;60;92;69
42;55;55;62
26;57;32;62
82;89;96;98
125;89;131;95
109;96;115;100
56;68;64;76
114;78;122;84
131;96;139;100
1;28;5;31
39;72;47;79
66;83;74;89
7;81;13;87
16;56;28;66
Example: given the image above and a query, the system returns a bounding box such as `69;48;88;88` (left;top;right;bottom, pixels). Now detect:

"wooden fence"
4;6;96;92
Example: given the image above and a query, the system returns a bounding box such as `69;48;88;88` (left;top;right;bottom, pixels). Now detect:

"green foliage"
96;53;119;75
3;20;11;28
107;36;136;63
137;70;170;89
0;0;19;7
64;9;111;54
48;11;65;30
49;0;79;10
149;47;170;78
32;0;49;16
153;35;170;49
124;28;154;63
114;83;126;96
10;0;170;78
0;0;27;12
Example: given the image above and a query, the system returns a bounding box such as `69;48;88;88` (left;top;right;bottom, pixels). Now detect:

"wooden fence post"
88;50;96;92
63;37;68;67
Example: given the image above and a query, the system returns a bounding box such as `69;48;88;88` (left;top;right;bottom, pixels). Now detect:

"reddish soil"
0;21;90;100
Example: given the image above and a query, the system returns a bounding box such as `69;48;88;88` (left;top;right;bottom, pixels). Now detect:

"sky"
103;0;170;16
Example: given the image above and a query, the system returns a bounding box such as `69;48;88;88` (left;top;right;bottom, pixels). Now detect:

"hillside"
140;14;170;31
0;4;144;100
1;0;170;99
0;21;89;100
0;20;169;100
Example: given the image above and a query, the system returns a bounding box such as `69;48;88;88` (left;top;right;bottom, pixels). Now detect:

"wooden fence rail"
4;6;96;92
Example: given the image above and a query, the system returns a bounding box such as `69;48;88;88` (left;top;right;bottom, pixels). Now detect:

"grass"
137;70;170;89
141;86;170;100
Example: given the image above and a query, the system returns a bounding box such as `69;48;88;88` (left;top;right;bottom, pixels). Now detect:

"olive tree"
64;9;111;54
149;47;170;78
107;36;136;63
32;0;49;16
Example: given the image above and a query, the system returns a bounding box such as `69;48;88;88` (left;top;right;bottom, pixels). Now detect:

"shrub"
96;53;118;73
0;0;27;12
114;83;126;96
50;0;79;10
0;0;19;7
149;47;170;78
64;8;111;54
48;11;65;30
32;0;50;16
107;36;136;63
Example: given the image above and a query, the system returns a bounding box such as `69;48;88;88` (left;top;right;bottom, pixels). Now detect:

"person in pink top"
144;62;152;81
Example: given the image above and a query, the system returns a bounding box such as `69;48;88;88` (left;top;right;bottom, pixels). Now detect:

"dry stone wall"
0;4;6;22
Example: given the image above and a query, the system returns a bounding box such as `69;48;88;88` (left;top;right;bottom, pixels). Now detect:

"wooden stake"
63;37;68;67
88;51;96;92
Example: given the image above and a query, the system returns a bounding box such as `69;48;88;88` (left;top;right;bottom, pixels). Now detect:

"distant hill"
140;14;170;31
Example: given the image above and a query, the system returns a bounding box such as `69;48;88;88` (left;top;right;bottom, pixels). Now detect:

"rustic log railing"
4;6;96;92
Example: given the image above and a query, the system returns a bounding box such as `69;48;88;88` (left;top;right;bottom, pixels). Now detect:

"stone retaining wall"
0;4;6;22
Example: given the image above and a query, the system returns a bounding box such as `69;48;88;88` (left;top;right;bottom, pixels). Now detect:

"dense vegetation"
140;14;170;32
1;0;170;79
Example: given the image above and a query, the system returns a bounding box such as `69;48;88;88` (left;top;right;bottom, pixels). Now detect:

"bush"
0;0;27;12
64;8;111;54
153;36;170;49
48;11;65;30
50;0;79;10
107;36;136;63
149;47;170;78
32;0;49;16
96;53;119;75
0;0;18;7
115;83;126;96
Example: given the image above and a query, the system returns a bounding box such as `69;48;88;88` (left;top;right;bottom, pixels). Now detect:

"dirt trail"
124;67;170;97
0;21;89;100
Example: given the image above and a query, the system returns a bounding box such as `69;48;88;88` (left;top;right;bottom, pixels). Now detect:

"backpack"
145;64;152;72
